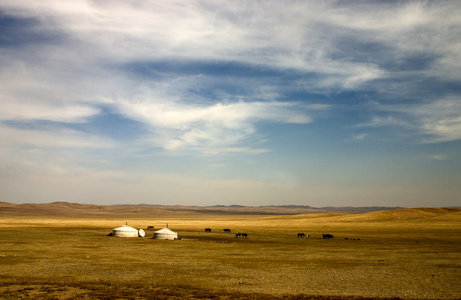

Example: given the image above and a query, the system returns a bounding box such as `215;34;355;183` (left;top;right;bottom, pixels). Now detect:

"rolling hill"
0;201;404;216
1;201;457;222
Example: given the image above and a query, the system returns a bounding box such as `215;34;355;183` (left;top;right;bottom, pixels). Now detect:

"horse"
223;229;231;233
205;228;212;232
322;233;334;239
297;233;309;238
147;226;154;229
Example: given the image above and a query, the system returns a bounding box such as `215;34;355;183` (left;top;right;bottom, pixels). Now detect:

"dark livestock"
235;232;249;238
205;228;211;232
322;233;334;239
223;229;231;232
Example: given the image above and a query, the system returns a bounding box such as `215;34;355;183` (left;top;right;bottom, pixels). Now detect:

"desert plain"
0;202;460;299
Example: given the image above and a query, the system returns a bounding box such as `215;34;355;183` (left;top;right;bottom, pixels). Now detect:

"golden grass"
0;206;460;299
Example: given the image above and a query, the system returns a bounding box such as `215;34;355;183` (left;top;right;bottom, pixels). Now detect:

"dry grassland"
0;205;460;299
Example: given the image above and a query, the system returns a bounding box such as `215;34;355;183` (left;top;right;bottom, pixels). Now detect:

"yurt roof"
113;225;138;232
154;227;176;234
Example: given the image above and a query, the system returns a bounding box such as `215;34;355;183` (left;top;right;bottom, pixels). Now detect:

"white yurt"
153;227;178;240
112;225;140;237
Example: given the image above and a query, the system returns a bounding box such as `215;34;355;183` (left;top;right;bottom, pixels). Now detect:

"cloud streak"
116;94;316;151
0;61;100;123
364;97;461;143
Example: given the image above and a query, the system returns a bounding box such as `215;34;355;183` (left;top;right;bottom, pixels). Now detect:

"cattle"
235;232;249;238
205;228;212;232
297;233;309;238
223;229;231;233
147;226;154;229
322;233;334;239
345;237;360;241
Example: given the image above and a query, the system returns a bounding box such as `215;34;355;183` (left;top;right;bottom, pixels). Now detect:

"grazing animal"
297;233;309;238
147;226;154;229
322;233;334;239
235;232;248;238
205;228;211;232
223;229;231;233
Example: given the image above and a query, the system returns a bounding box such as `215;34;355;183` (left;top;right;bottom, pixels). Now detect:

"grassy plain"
0;204;460;299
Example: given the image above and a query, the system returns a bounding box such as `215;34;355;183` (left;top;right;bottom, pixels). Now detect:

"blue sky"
1;0;460;207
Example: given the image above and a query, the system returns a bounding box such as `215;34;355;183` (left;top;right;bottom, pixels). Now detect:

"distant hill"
272;207;461;223
1;201;402;217
0;201;175;216
1;202;459;224
346;207;461;222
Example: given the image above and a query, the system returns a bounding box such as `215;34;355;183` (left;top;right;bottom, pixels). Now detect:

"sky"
1;0;460;207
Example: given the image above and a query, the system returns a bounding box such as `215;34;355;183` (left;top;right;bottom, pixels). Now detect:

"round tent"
112;225;140;237
153;227;178;240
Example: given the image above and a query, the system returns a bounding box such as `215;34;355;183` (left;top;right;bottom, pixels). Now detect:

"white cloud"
0;101;99;123
351;133;368;141
364;97;461;143
0;61;100;123
0;124;117;188
0;1;458;148
1;0;458;112
0;125;115;149
0;0;390;89
203;147;270;155
115;93;314;151
428;155;448;161
416;99;461;143
2;0;459;82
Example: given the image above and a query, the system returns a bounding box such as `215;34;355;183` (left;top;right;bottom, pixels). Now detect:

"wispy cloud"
203;147;270;155
0;124;117;187
418;99;461;143
1;1;459;131
0;62;100;123
0;126;115;149
115;92;314;151
428;155;448;161
364;97;461;143
351;133;368;141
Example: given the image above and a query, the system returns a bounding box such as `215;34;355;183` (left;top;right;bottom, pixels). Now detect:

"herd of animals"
205;228;338;239
204;228;250;238
145;226;359;240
